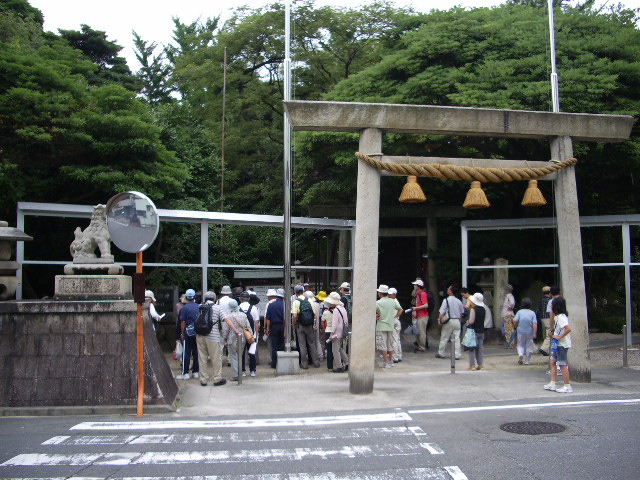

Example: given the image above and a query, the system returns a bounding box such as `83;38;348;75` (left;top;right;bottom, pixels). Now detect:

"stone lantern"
0;220;32;300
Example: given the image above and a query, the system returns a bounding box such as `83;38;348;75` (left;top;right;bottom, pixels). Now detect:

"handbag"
233;317;255;345
441;298;450;324
461;328;477;348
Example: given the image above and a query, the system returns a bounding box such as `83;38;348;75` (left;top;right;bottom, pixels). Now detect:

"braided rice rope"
355;152;577;183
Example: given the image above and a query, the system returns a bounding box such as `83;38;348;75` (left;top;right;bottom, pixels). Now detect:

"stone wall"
0;300;178;407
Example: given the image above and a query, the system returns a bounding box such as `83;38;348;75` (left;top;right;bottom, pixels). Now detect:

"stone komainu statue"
70;205;114;263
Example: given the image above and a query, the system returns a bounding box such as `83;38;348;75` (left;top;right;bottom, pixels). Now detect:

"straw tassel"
521;180;547;207
463;181;490;209
399;175;426;203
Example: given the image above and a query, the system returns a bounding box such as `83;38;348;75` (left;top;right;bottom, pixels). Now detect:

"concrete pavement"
172;332;640;417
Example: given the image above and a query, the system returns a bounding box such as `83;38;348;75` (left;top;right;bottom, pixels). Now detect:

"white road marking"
408;425;427;437
41;436;70;445
70;412;412;431
409;398;640;414
0;468;456;480
444;466;469;480
1;443;429;466
421;443;445;455
42;427;413;446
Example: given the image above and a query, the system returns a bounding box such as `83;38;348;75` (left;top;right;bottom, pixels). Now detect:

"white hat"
266;288;277;297
340;282;350;290
388;287;398;295
220;285;232;295
275;288;285;298
470;292;485;307
377;284;389;294
144;290;156;302
411;279;424;287
323;291;343;307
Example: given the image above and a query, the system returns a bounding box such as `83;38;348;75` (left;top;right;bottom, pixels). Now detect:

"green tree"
133;31;174;104
0;4;187;217
58;24;141;91
297;3;640;217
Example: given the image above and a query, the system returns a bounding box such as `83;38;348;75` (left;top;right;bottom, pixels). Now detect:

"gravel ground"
589;345;640;367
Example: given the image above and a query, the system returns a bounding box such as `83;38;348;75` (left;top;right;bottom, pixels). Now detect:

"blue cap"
185;289;196;299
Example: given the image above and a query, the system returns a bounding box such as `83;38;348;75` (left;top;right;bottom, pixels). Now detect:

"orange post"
136;251;144;417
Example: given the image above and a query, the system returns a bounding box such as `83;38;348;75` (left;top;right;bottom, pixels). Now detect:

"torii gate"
284;100;634;394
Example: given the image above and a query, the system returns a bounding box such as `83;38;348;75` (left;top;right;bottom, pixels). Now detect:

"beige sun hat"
324;291;343;307
470;292;485;307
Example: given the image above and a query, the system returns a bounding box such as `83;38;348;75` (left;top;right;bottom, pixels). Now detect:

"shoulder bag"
441;298;451;324
233;316;255;345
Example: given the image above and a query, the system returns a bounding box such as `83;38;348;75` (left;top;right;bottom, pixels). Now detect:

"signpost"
106;192;159;417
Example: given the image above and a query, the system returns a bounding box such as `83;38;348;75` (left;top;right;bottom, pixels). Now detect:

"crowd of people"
159;279;572;393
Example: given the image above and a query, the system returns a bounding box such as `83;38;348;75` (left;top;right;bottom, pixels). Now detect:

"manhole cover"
500;421;566;435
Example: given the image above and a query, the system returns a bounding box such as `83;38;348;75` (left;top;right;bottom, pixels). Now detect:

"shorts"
376;330;394;352
551;346;569;366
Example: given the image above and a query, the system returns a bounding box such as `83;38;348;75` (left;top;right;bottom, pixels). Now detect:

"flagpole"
548;0;560;113
283;0;292;352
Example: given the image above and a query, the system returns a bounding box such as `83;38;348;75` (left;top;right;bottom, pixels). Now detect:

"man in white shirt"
218;285;233;315
436;285;465;360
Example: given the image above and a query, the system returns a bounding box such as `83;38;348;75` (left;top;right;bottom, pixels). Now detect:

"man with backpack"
339;282;352;323
292;286;320;369
195;291;233;387
176;289;200;380
412;279;431;352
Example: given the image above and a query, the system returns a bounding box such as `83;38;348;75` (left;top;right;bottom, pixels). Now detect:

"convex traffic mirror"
106;191;159;253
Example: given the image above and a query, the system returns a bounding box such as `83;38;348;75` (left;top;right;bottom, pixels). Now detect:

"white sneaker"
384;363;393;368
250;371;256;377
556;385;573;393
176;373;191;380
192;372;199;379
242;372;247;377
543;383;556;391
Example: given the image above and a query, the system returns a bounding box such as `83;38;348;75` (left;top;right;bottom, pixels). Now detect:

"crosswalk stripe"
41;436;71;445
70;412;412;431
42;426;414;446
444;466;469;480
0;467;457;480
2;443;433;467
421;443;445;455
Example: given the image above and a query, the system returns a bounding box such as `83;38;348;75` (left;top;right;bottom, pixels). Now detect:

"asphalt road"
1;396;638;480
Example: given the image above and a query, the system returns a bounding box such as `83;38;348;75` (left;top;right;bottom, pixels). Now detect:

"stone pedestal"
54;275;132;300
64;262;124;275
0;299;177;408
276;351;300;375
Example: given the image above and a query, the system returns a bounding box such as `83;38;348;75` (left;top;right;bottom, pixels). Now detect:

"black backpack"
426;290;435;315
194;303;216;335
240;304;255;331
298;297;315;326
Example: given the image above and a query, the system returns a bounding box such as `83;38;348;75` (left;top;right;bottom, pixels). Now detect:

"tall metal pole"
136;251;145;417
283;0;292;352
548;0;560;113
221;47;227;211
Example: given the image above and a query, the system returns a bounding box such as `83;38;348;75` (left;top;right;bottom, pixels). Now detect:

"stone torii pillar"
552;136;590;381
350;128;382;393
284;100;634;394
